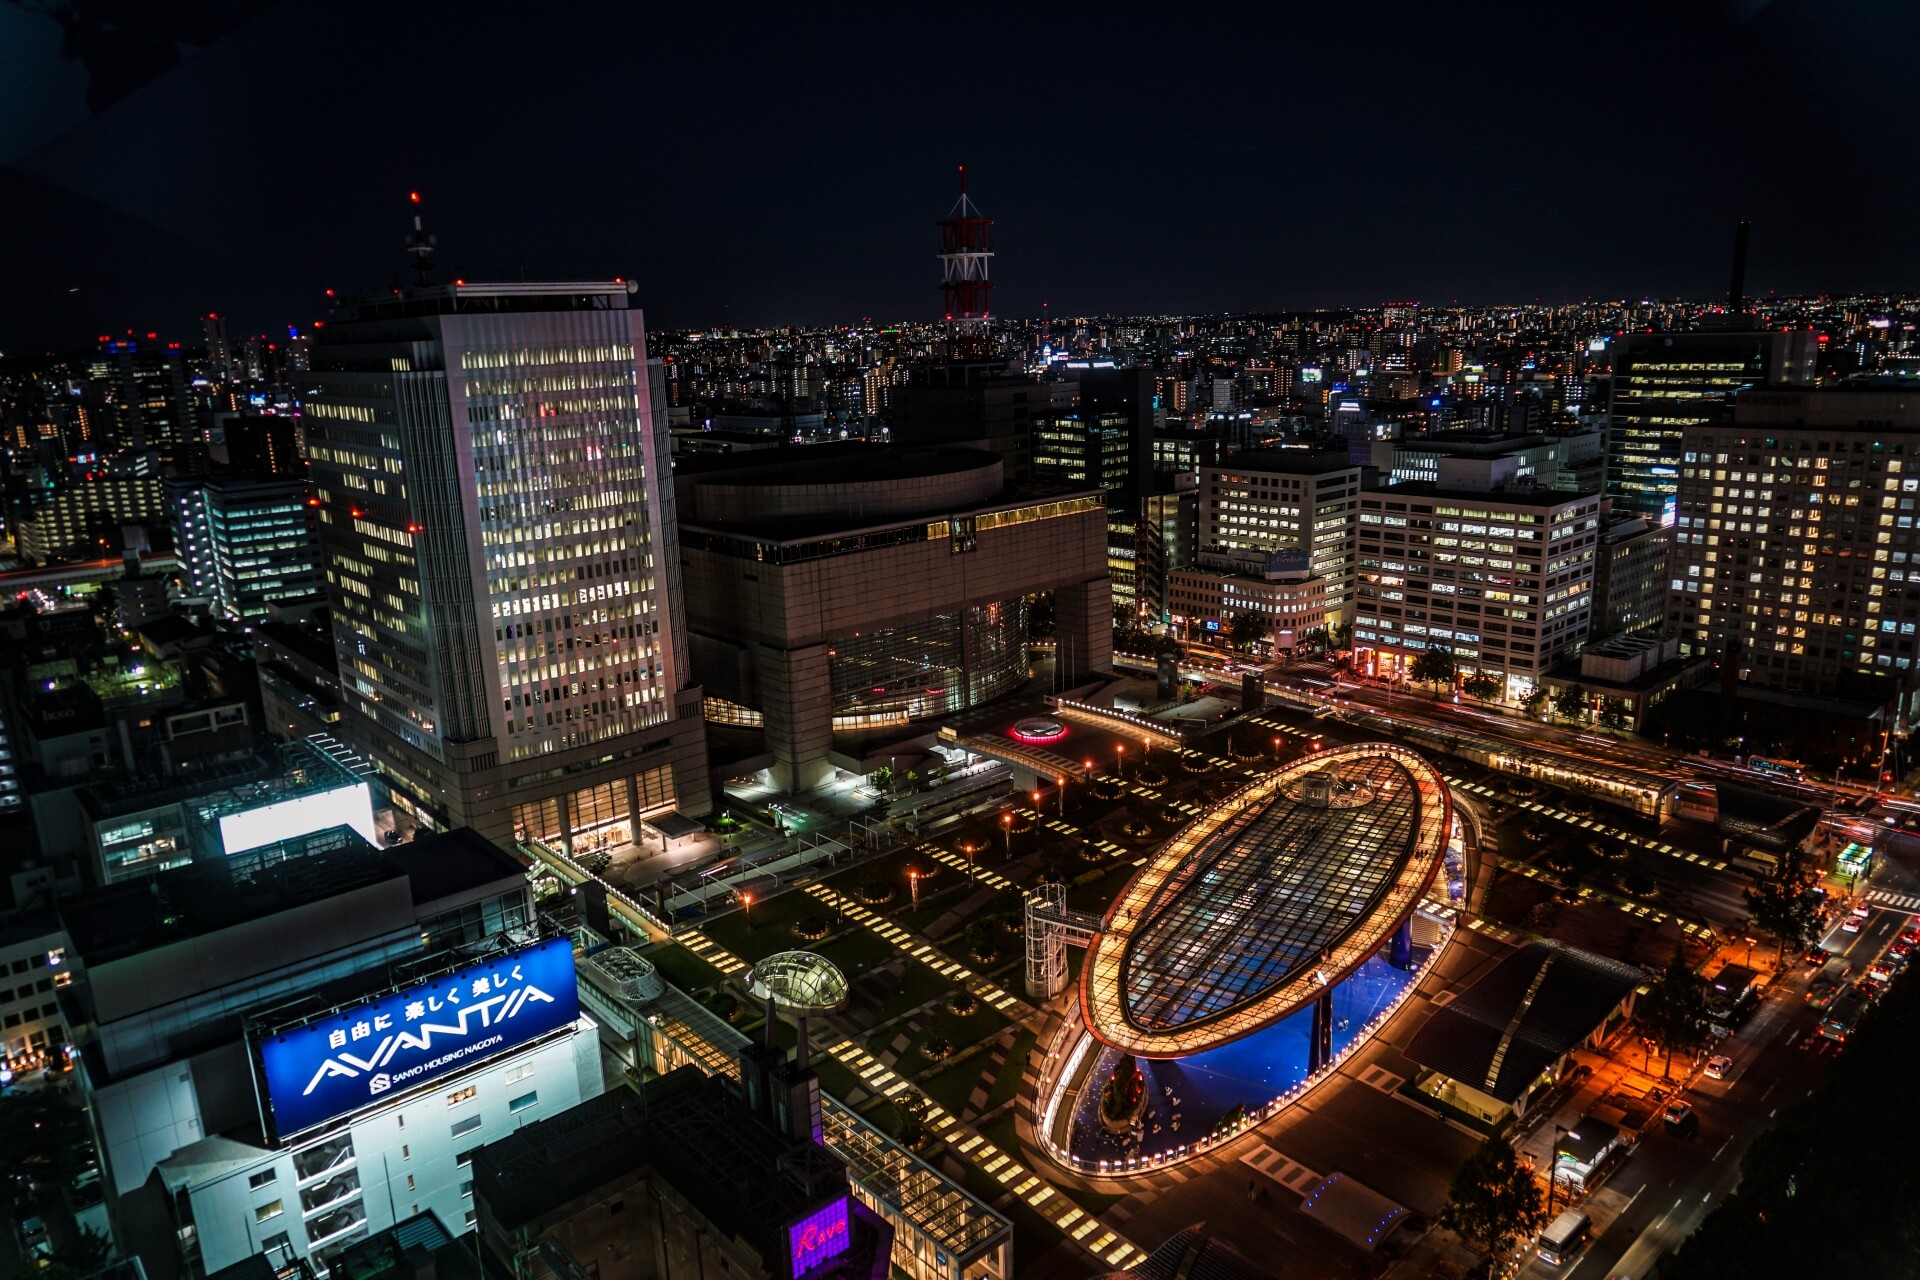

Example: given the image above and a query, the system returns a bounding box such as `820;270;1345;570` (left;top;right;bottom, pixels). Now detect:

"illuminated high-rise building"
306;279;710;846
1605;329;1815;524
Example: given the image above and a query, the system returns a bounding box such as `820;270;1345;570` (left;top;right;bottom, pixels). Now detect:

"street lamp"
1056;775;1066;818
908;869;920;911
742;891;755;931
1546;1124;1568;1217
1001;812;1014;858
961;842;977;880
1272;735;1282;763
1116;743;1126;779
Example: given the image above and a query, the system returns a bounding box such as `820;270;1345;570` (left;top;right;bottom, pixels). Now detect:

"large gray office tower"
306;279;710;851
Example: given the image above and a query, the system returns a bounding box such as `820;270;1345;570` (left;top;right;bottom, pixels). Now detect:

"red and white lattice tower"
937;165;994;355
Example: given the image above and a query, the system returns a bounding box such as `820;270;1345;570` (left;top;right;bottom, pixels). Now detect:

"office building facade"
1355;478;1602;699
1606;329;1817;523
1670;385;1920;710
305;281;710;849
1591;508;1673;639
171;473;325;622
1199;448;1361;622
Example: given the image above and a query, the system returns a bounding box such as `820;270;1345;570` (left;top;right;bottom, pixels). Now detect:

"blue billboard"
258;938;579;1139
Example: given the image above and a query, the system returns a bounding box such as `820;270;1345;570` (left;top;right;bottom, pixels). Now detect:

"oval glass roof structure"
746;950;849;1014
1081;742;1450;1058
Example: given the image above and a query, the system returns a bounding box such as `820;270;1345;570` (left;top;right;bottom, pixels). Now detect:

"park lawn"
866;962;955;1028
699;889;826;963
977;1111;1125;1219
1066;861;1139;914
988;1028;1037;1110
917;1056;985;1115
643;942;726;994
892;1004;1011;1081
812;927;895;980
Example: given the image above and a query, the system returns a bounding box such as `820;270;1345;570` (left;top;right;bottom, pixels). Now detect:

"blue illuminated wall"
258;938;578;1139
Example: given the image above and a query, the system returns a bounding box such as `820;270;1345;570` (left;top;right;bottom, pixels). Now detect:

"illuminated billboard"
219;781;378;856
257;938;578;1139
786;1196;852;1278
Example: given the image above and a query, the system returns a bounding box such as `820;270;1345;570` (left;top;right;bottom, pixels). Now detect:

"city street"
1526;895;1914;1278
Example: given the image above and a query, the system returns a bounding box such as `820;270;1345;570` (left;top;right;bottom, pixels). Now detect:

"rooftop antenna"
1727;220;1750;313
404;192;437;288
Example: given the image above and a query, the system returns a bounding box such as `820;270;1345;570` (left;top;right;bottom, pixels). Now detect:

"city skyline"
4;0;1919;351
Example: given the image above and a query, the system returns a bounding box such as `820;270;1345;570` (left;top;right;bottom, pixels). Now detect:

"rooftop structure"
677;444;1111;789
1081;742;1449;1058
1402;941;1641;1117
747;951;849;1015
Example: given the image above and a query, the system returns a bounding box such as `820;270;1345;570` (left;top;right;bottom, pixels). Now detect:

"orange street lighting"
741;891;755;930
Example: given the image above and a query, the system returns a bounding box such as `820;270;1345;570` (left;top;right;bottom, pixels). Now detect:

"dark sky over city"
1;0;1916;352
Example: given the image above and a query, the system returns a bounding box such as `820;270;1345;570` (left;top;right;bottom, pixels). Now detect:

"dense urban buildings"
304;279;711;849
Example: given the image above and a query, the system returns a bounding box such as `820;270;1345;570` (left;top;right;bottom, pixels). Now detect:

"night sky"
2;0;1916;352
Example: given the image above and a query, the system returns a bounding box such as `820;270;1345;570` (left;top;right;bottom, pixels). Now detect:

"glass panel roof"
1081;742;1450;1057
1124;753;1419;1031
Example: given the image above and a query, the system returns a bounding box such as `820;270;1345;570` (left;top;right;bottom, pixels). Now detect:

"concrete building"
305;279;710;850
1606;328;1817;523
61;826;598;1280
1168;549;1327;650
1373;431;1604;494
1670;384;1920;713
889;361;1042;479
1541;633;1712;732
678;445;1110;791
1109;478;1197;630
0;911;68;1076
1199;446;1361;622
1355;470;1602;700
1591;506;1674;639
170;473;324;624
14;476;166;564
474;1066;890;1280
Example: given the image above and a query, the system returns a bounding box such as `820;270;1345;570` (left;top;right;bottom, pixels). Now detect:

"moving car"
1704;1054;1733;1080
1842;916;1862;933
1851;902;1872;919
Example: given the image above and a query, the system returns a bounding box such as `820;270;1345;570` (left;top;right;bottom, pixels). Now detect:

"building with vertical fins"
306;269;710;849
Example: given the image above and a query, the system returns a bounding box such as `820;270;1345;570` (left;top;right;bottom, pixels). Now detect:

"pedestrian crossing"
1240;1145;1320;1193
801;882;1029;1014
1448;774;1730;875
676;928;748;976
1867;889;1920;912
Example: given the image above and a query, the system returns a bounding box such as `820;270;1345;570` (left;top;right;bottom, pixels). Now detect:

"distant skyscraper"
1605;329;1816;523
85;335;194;459
201;313;234;383
307;279;710;846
